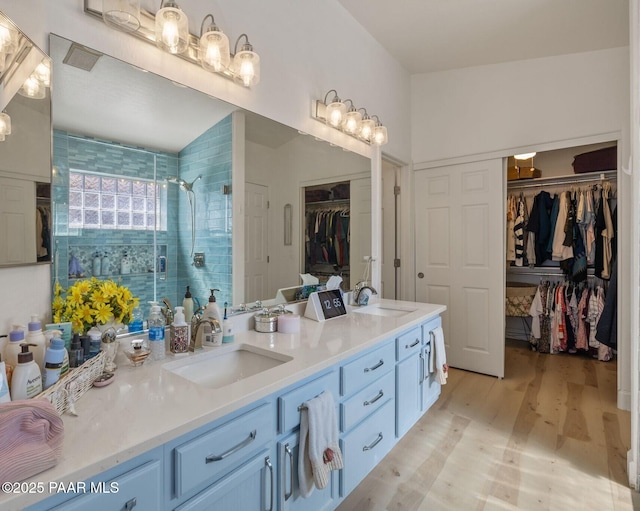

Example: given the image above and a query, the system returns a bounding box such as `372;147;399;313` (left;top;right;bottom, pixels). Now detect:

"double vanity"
1;299;445;511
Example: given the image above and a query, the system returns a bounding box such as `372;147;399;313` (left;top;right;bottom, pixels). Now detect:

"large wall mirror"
0;12;52;267
50;34;371;312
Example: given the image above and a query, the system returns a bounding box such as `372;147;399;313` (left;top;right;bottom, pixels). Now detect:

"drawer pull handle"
266;456;274;511
364;359;384;373
205;430;257;463
363;390;384;406
284;444;294;501
406;338;420;349
363;433;384;451
122;498;137;511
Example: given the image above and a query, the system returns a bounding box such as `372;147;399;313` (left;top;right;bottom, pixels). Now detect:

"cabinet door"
175;451;275;511
395;353;421;437
421;343;441;412
277;431;336;511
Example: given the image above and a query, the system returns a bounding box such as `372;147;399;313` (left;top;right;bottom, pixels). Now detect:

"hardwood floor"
337;339;639;511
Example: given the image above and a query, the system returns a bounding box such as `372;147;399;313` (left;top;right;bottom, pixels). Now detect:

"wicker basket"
505;282;537;318
36;351;106;416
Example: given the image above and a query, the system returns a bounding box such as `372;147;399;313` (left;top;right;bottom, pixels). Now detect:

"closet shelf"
306;198;350;206
507;170;616;190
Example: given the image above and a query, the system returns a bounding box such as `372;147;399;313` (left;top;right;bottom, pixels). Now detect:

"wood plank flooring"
337;339;639;511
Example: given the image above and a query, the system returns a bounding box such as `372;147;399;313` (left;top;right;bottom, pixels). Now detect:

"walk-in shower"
167;175;202;257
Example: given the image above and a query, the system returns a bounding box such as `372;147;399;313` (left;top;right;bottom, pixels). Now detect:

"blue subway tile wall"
52;117;234;319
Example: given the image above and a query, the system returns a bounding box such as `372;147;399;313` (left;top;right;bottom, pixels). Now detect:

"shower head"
166;175;202;192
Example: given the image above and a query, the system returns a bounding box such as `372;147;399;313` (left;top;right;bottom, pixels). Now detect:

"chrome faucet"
353;281;378;306
189;317;222;352
161;298;174;325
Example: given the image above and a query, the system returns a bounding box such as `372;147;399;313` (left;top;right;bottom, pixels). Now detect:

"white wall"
0;0;408;331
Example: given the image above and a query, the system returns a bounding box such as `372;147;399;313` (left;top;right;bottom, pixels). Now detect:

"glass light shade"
325;100;346;128
372;124;388;146
0;112;11;135
34;60;51;87
0;20;18;54
18;75;45;99
155;4;189;55
343;109;362;135
0;53;5;74
514;152;536;160
199;29;230;72
102;0;141;32
232;50;260;87
359;118;375;142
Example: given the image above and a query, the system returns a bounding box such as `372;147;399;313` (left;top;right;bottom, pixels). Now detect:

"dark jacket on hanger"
596;259;617;350
526;191;554;265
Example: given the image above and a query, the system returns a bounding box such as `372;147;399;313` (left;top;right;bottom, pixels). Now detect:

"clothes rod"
507;270;603;278
507;170;616;190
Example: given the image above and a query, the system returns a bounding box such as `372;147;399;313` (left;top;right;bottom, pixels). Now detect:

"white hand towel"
432;326;448;385
298;391;343;498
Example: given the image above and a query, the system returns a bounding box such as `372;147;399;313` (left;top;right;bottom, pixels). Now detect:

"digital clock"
304;289;347;322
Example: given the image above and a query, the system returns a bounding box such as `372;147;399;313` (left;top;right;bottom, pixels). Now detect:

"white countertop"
1;299;445;510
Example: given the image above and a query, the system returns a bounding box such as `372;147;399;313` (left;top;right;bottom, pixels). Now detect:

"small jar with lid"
254;309;278;333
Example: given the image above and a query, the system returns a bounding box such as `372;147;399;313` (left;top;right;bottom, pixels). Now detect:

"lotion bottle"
45;330;69;378
26;315;46;372
43;337;65;390
11;344;42;400
102;252;110;276
201;289;223;347
182;286;194;325
4;325;25;369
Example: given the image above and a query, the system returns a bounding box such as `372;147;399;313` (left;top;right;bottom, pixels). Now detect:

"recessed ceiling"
337;0;629;74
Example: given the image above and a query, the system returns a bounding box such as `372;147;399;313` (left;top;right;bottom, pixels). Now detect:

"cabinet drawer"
50;459;162;511
174;402;275;498
278;371;339;433
341;341;394;396
341;370;394;432
395;326;422;361
340;399;396;497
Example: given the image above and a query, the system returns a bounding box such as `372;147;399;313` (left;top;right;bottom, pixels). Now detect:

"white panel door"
0;177;36;265
245;182;269;303
349;177;371;289
415;160;504;377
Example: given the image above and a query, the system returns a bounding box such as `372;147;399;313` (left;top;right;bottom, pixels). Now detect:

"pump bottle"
4;325;25;369
43;336;65;390
182;286;194;325
170;306;189;354
200;289;223;347
11;344;43;400
26;315;46;372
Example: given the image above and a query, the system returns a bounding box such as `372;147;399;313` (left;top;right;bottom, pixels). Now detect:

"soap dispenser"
170;306;189;354
93;251;101;276
26;315;46;372
5;325;25;369
11;344;43;400
182;286;194;324
102;252;110;276
120;250;131;275
201;289;223;347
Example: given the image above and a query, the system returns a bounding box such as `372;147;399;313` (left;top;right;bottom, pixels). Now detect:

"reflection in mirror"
50;34;371;315
0;12;52;267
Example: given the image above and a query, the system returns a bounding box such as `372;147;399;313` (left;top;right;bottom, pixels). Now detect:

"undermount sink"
351;304;417;318
163;343;292;389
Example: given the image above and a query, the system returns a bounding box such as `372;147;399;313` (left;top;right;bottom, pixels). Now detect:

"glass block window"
68;170;166;231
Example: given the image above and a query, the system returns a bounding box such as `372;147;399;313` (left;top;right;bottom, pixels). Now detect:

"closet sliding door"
415;159;505;378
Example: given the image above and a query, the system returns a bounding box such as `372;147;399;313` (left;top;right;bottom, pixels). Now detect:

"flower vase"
97;322;120;372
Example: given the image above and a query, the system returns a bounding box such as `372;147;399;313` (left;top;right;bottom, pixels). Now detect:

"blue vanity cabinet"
338;339;396;498
173;448;276;511
395;325;423;437
25;448;163;511
421;317;442;412
276;371;340;511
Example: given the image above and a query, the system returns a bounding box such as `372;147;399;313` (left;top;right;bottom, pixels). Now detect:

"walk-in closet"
505;142;619;372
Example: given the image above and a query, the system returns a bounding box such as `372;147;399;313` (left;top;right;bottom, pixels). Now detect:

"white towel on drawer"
298;391;343;498
432;326;448;385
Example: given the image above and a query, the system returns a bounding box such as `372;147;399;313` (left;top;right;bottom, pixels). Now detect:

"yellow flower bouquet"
52;278;140;334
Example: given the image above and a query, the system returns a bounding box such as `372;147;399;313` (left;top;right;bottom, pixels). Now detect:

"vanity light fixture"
0;17;18;55
313;91;388;146
84;1;260;87
18;74;45;99
514;152;537;160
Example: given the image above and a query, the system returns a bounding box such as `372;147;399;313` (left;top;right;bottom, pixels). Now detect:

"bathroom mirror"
50;34;371;311
0;12;52;267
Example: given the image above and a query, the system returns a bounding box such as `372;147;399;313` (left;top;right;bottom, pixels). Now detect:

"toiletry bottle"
5;325;25;369
182;286;194;324
0;354;11;403
81;335;91;363
45;330;69;378
120;250;131;275
69;333;84;368
102;252;110;276
43;337;65;390
201;289;223;347
26;315;46;372
11;344;43;400
222;302;234;344
93;251;101;276
87;326;102;359
148;305;166;361
170;306;189;354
